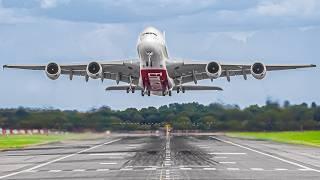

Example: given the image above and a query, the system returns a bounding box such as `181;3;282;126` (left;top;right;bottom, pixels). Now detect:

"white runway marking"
100;162;118;165
0;138;121;179
49;170;61;173
180;167;192;170
212;156;227;159
96;169;110;172
251;168;264;171
211;136;320;173
144;167;157;171
275;168;288;171
73;169;85;172
219;162;236;164
203;168;216;170
209;152;246;155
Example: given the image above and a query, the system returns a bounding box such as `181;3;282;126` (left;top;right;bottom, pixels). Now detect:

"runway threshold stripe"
0;138;121;179
210;136;320;173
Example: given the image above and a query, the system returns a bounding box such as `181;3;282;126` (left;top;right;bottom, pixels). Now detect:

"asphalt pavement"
0;133;319;180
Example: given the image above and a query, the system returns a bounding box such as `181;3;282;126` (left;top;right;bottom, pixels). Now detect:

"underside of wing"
167;60;316;84
173;85;223;91
3;60;140;84
106;85;142;91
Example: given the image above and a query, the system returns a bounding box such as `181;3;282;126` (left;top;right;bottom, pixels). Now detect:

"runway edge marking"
0;138;121;179
210;136;320;173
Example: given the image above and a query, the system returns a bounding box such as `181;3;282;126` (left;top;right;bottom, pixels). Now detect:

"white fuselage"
137;27;174;95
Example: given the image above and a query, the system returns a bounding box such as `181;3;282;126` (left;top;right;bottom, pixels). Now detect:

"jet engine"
86;62;103;79
45;62;61;80
251;62;266;79
205;61;222;79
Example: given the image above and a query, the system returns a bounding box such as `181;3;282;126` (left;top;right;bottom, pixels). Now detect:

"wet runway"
0;134;319;179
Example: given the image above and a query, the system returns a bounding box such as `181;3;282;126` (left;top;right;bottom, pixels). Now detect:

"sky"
0;0;319;110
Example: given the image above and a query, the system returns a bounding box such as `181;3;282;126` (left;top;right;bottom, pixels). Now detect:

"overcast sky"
0;0;319;110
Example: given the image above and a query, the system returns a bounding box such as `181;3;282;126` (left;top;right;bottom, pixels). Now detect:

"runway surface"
0;134;319;180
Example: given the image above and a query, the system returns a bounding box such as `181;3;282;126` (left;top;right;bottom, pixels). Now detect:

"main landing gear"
141;90;151;96
176;87;185;94
126;87;135;93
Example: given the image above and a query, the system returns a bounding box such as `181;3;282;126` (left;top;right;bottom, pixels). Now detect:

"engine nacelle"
251;62;266;79
86;62;103;79
205;61;222;79
45;62;61;80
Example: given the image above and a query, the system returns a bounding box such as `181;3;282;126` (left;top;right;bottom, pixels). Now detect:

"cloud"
254;0;320;17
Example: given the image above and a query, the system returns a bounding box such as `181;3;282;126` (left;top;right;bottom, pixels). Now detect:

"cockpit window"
142;32;157;36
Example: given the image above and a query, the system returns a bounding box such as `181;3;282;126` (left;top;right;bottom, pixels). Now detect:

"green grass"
0;133;101;150
227;131;320;147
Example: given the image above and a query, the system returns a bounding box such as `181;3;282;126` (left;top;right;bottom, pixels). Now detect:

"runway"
0;134;319;180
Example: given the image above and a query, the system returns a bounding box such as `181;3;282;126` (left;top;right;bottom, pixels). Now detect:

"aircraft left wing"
3;60;140;84
166;61;316;84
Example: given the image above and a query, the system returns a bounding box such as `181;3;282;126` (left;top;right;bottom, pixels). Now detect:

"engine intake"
45;62;61;80
205;61;222;79
86;62;103;79
251;62;266;79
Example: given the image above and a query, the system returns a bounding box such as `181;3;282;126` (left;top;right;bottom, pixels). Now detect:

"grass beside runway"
227;131;320;147
0;133;105;150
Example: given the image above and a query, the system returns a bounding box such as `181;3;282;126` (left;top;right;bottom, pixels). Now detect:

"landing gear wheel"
162;91;166;96
169;91;172;96
126;87;130;93
182;87;185;93
147;90;151;96
177;87;180;93
141;90;144;96
131;87;135;93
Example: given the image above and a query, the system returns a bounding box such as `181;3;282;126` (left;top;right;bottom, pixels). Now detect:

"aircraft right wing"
172;85;223;91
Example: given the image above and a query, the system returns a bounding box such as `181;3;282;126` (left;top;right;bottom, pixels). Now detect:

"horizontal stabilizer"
106;85;142;91
174;85;223;91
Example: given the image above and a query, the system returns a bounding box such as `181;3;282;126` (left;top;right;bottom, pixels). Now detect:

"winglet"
311;64;317;67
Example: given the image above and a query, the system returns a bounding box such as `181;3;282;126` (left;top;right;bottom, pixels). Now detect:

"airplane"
3;26;317;96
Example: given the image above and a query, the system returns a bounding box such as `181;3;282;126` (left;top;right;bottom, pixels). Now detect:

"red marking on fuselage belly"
140;69;169;91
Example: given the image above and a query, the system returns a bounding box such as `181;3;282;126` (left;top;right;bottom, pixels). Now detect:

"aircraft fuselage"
137;27;174;96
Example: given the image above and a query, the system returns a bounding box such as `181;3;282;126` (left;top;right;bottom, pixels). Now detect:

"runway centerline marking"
0;138;121;179
210;136;320;173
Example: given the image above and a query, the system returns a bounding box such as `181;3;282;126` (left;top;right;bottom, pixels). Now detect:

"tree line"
0;101;320;132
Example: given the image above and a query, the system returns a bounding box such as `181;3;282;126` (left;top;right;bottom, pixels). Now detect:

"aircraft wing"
173;85;223;91
106;85;143;91
3;60;140;84
166;61;316;84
